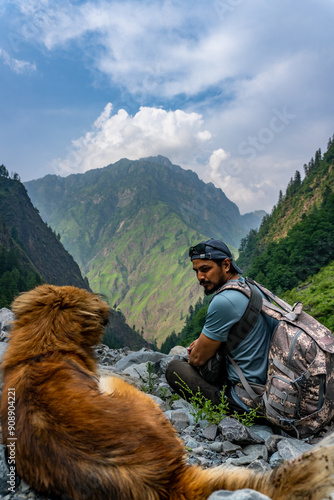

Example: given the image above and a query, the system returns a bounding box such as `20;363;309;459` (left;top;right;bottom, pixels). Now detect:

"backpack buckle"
280;391;288;406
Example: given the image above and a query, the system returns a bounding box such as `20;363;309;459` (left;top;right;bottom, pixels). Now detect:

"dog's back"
2;350;190;499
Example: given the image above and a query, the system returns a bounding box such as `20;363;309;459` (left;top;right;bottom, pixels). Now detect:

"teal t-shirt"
202;277;278;384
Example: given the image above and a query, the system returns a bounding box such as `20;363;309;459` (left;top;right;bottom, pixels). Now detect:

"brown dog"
1;284;334;500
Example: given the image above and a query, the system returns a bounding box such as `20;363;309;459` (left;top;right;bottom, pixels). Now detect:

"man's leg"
165;358;222;404
165;358;250;413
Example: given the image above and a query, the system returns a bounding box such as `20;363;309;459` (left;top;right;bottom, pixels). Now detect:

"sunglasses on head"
188;243;225;258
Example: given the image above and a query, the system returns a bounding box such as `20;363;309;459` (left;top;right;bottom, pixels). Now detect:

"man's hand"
188;333;222;367
187;339;199;357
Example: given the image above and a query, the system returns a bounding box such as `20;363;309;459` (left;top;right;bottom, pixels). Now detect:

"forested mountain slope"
237;137;334;274
0;174;88;297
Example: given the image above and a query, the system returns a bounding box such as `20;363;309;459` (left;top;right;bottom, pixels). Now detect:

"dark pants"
165;358;247;413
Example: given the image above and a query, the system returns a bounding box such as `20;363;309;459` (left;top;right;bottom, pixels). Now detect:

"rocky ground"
0;308;334;500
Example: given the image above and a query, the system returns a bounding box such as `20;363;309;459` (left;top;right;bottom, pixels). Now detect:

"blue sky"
1;0;334;213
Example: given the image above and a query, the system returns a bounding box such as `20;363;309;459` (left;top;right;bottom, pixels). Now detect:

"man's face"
192;258;229;295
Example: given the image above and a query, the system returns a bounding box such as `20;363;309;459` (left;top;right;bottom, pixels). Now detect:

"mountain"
0;173;150;350
236;136;334;290
25;156;265;345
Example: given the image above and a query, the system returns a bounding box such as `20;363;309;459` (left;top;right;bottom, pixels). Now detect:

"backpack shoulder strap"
213;277;263;352
252;280;293;313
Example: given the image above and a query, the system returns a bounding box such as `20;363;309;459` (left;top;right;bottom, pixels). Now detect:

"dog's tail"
171;433;334;500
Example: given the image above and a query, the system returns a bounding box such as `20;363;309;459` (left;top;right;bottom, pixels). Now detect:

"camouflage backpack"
217;278;334;438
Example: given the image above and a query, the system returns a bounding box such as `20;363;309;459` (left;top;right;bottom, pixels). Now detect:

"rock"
264;435;284;454
170;399;191;411
167;410;190;432
113;348;168;371
277;438;313;461
0;308;14;340
246;459;272;472
242;444;268;462
168;345;187;357
218;418;264;445
209;442;224;453
183;437;200;450
249;425;274;442
208;489;272;499
202;424;218;441
269;451;284;468
221;441;242;454
0;342;7;363
122;361;152;379
148;394;169;411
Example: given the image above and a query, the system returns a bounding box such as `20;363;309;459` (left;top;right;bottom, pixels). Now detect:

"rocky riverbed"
0;309;333;500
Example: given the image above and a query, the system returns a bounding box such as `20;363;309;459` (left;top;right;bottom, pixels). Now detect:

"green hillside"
0;220;43;308
25;156;263;344
86;202;207;345
237;189;334;294
282;261;334;332
237;136;334;272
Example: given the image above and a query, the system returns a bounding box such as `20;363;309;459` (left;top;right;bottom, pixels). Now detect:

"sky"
0;0;334;214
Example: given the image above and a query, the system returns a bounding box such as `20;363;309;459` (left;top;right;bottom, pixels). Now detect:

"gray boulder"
208;489;272;500
113;348;168;371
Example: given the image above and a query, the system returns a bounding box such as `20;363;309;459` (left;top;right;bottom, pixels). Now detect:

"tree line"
0;163;21;181
241;188;334;295
0;245;43;308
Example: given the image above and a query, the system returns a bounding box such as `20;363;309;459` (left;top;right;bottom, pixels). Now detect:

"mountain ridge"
25;156;265;344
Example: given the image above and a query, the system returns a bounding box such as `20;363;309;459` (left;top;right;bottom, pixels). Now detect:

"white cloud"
205;153;296;214
52;103;212;176
6;0;334;213
0;48;36;73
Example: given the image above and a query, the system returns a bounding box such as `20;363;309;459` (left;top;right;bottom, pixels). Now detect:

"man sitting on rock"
165;238;278;413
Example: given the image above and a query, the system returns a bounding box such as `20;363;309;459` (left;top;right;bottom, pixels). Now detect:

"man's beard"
202;282;221;296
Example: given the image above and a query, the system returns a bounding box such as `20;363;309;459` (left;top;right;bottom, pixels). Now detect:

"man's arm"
188;332;222;367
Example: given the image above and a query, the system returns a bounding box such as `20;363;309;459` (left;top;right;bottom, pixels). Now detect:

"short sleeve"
202;290;249;342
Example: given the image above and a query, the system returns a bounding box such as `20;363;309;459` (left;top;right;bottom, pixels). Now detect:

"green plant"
175;374;260;427
169;393;181;404
232;405;261;427
175;376;229;425
142;362;158;394
157;386;169;400
156;387;181;404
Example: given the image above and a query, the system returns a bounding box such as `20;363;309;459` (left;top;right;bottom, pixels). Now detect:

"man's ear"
222;258;231;272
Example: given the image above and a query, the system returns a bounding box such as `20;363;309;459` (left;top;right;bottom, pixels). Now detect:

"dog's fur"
1;285;334;500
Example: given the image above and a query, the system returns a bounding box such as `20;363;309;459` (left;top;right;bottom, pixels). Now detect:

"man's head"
189;239;243;295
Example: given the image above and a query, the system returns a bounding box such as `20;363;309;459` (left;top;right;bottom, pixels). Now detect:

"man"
165;238;278;412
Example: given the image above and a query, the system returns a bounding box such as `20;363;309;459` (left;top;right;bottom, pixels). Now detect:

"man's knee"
165;358;186;385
